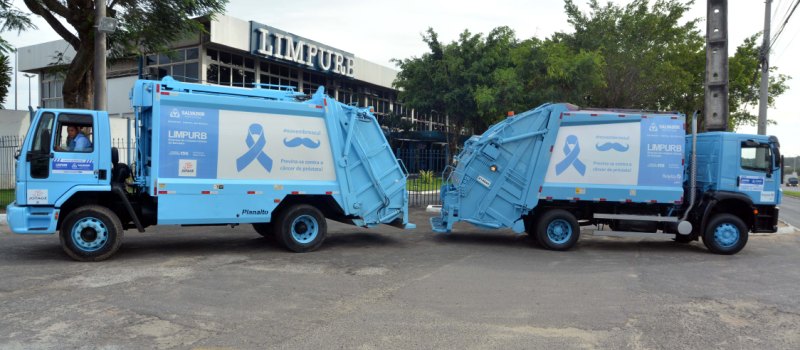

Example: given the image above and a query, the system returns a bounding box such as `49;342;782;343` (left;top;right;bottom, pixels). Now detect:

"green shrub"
419;170;435;184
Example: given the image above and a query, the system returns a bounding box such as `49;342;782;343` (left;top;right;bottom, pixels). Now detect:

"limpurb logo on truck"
236;123;273;172
159;106;219;179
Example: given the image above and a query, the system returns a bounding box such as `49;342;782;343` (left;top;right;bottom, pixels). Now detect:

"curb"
777;219;798;234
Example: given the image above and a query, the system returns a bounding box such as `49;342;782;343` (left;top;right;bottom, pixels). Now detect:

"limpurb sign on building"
249;21;355;77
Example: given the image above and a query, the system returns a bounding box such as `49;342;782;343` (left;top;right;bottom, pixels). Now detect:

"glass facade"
146;47;201;83
32;43;443;133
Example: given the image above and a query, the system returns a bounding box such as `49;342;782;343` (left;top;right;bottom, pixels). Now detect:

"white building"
16;15;446;140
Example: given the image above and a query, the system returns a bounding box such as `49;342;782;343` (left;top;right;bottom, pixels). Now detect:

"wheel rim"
291;215;318;244
713;223;740;248
71;217;109;252
546;219;572;244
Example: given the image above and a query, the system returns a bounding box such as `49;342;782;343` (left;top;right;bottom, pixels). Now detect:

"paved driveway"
1;209;799;349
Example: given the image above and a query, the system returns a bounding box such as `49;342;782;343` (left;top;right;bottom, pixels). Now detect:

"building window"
207;48;255;87
258;61;299;90
40;72;64;108
146;47;200;82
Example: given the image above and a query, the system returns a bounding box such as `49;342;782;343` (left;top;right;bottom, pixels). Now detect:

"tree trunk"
62;38;95;109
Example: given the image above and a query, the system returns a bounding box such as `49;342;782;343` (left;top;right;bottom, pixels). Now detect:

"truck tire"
535;209;580;251
59;205;124;262
702;214;748;255
275;204;327;253
252;222;275;238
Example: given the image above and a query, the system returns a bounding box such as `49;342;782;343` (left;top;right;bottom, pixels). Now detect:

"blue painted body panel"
134;77;411;227
432;103;781;233
6;202;59;234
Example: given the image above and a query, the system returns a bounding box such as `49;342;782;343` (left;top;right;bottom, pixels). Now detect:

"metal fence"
396;148;451;207
0;134;451;210
1;136;21;209
111;138;137;165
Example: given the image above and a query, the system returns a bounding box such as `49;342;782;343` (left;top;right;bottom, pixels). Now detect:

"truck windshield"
740;143;772;173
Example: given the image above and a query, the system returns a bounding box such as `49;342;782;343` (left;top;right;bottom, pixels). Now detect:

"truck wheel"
702;214;748;255
275;205;327;253
59;205;124;262
535;209;580;251
252;222;274;238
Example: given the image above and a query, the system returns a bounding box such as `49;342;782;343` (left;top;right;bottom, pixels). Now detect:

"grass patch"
785;190;800;198
0;189;14;212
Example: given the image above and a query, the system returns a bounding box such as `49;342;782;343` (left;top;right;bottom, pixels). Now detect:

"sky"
4;0;799;156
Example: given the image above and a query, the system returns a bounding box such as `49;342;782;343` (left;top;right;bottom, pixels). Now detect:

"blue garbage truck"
431;103;783;254
6;77;414;261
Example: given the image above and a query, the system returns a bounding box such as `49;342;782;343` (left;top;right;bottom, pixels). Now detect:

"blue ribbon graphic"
555;135;586;176
236;124;273;172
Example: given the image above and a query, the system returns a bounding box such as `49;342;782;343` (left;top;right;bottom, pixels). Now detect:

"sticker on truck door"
739;176;765;191
52;158;94;174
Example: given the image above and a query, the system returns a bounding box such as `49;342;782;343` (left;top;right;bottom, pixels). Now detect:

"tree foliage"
0;54;11;107
0;0;36;107
23;0;227;108
393;0;790;134
0;0;36;55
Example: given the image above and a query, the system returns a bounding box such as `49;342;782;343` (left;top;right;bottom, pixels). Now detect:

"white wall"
17;40;75;72
107;76;137;116
210;15;250;51
0;110;31;137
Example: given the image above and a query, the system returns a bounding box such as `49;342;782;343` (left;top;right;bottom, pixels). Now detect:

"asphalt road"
780;189;800;228
1;210;799;349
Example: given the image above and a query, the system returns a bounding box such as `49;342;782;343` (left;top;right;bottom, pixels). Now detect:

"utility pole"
93;0;107;111
14;50;17;110
704;0;729;131
23;73;35;108
757;0;772;135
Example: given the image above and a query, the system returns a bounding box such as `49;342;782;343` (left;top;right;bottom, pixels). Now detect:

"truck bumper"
5;202;59;234
753;205;779;233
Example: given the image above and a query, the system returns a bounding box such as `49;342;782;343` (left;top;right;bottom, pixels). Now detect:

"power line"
770;0;800;50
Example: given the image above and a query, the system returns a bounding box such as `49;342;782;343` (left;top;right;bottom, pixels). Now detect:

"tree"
393;26;606;141
0;0;35;54
557;0;789;130
0;0;36;107
728;34;790;129
558;0;706;112
0;54;10;107
23;0;227;108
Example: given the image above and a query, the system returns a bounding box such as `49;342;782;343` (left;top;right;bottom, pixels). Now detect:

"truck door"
737;140;777;205
23;111;101;206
